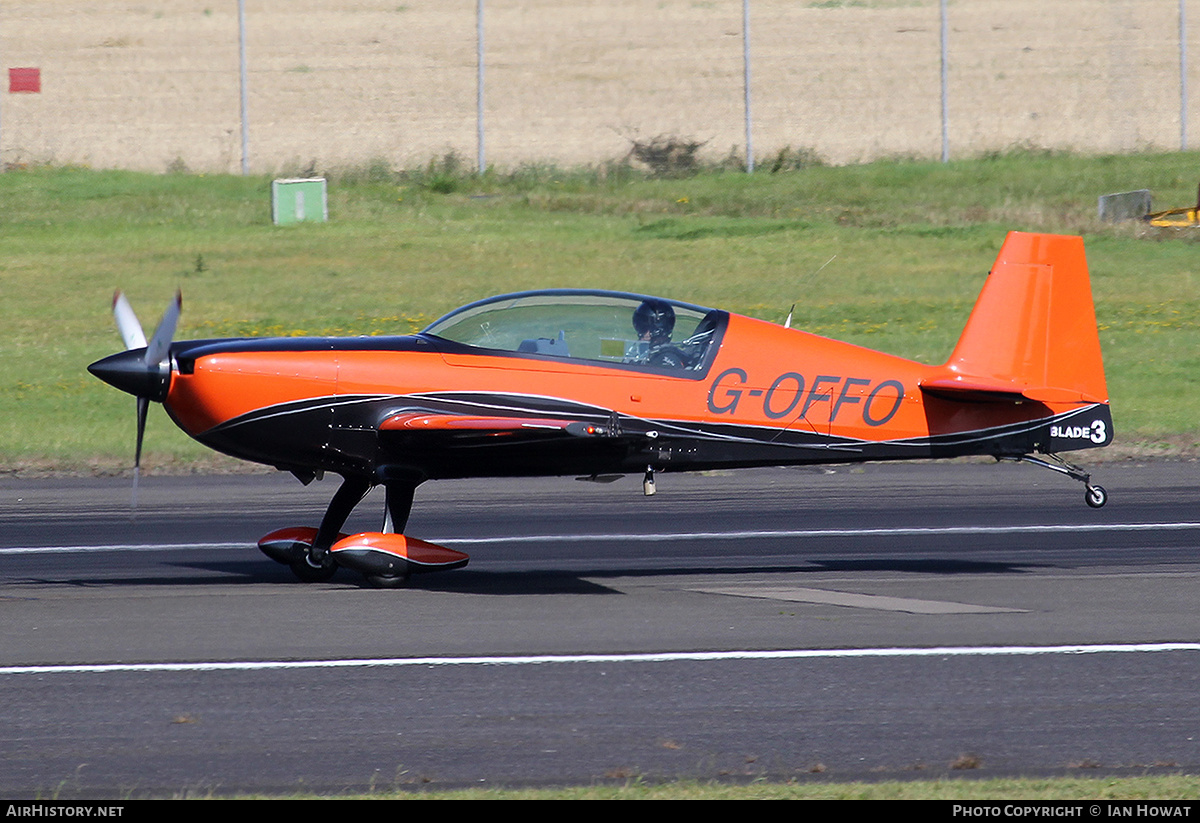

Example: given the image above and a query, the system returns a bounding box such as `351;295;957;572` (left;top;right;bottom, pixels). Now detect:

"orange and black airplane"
89;231;1113;587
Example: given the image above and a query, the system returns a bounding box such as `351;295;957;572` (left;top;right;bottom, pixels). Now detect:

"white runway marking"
444;522;1200;544
0;643;1197;676
3;520;1199;554
0;542;247;554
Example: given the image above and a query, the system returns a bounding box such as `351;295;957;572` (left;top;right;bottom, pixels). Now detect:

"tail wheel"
1008;455;1108;510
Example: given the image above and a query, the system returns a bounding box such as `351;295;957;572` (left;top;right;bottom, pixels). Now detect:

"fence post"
477;0;486;174
743;0;753;173
1;3;5;172
238;0;249;175
940;0;949;162
1182;0;1189;150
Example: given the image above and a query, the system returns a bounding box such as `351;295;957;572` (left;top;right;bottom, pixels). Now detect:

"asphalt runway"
0;458;1198;796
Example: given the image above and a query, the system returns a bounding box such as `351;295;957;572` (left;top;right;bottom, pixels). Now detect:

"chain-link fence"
0;1;1192;175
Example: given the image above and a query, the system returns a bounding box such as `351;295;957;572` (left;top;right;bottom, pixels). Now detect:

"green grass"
225;774;1200;799
3;151;1200;470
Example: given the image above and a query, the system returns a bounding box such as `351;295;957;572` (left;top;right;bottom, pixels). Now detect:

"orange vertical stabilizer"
924;232;1108;405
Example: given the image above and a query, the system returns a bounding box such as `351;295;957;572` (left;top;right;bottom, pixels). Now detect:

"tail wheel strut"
1004;454;1107;508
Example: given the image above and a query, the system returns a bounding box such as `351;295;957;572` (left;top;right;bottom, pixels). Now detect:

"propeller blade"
112;291;147;350
145;290;181;366
135;396;149;470
133;396;149;512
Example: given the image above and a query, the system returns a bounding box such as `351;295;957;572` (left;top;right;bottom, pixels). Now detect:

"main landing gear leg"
362;482;420;588
1005;454;1108;509
292;475;373;582
383;482;417;535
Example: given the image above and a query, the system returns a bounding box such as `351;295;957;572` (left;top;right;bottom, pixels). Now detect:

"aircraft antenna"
784;255;836;327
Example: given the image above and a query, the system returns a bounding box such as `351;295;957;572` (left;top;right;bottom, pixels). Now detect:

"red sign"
9;67;40;93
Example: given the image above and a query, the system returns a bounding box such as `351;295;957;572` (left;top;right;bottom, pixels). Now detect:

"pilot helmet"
633;299;675;342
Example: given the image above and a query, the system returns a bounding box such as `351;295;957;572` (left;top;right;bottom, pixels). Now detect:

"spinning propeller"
88;291;181;503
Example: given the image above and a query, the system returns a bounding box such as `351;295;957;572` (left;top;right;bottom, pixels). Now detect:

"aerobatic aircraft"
89;231;1113;587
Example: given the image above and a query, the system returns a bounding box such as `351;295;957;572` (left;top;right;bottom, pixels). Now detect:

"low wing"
374;407;634;479
380;411;609;438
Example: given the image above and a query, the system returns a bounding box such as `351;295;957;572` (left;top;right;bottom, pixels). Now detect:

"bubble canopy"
422;290;725;372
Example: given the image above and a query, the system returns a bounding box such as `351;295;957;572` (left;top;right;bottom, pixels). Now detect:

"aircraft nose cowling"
88;348;172;402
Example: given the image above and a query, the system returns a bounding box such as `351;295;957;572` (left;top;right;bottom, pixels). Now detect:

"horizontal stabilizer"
920;377;1104;405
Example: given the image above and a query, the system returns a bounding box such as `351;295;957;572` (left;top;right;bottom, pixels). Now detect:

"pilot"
628;299;687;368
633;299;675;348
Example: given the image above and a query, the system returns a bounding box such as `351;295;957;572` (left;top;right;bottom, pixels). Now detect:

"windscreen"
424;292;721;372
